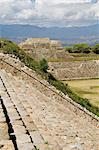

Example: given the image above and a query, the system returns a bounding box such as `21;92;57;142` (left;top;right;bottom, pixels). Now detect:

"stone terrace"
49;60;99;80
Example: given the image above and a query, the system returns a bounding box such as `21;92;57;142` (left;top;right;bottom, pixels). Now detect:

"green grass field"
64;79;99;108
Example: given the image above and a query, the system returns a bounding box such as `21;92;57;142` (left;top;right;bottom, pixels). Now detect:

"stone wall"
49;60;99;80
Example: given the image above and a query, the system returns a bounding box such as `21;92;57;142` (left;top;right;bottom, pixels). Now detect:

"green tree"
92;44;99;54
73;43;91;53
39;58;48;72
65;46;73;53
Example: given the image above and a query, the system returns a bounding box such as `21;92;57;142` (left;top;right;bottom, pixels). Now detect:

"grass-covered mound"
0;38;99;117
0;38;39;71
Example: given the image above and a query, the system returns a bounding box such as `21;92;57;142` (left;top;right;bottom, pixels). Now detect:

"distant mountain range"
0;24;99;45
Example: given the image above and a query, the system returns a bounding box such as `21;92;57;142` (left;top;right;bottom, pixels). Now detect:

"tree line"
65;43;99;54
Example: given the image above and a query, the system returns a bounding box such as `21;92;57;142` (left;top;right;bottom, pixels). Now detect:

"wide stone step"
0;72;34;149
0;101;14;150
7;72;62;149
0;70;52;150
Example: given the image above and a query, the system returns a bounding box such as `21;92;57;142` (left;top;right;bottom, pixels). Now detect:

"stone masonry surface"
49;61;99;80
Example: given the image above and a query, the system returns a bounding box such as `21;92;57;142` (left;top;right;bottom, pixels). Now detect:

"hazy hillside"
0;24;99;45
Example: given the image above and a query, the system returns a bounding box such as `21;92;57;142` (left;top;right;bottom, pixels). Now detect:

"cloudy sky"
0;0;99;27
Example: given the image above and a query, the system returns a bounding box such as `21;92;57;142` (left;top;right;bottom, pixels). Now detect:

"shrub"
39;58;48;72
92;44;99;54
73;43;91;53
65;46;73;53
65;43;91;53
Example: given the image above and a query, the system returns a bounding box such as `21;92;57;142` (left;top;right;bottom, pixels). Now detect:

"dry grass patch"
64;79;99;107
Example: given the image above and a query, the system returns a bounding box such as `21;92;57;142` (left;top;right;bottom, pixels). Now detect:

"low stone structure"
49;60;99;80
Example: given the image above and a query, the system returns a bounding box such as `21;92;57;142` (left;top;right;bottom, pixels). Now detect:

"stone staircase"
0;70;52;150
0;96;14;150
0;69;99;150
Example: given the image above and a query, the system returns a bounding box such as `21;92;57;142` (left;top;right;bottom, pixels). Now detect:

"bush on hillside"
73;43;91;53
39;58;48;72
65;43;91;53
92;44;99;54
65;46;73;53
0;38;20;54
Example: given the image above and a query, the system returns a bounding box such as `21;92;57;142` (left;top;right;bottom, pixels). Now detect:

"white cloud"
0;0;99;27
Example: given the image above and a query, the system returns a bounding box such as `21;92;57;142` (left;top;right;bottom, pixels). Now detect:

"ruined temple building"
19;38;63;50
19;38;68;60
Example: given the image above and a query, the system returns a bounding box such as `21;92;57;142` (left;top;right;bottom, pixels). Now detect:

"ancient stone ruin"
19;38;62;50
19;38;72;60
0;53;99;149
49;60;99;80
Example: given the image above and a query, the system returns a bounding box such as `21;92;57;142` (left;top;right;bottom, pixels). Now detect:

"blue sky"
0;0;99;27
